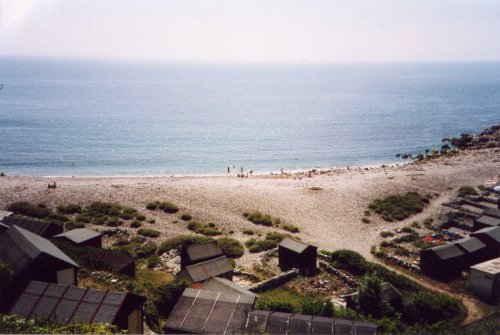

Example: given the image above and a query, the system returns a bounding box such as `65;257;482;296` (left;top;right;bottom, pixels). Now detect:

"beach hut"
278;238;317;271
180;241;224;269
178;256;233;284
163;287;255;334
0;222;8;233
98;250;136;278
200;276;256;298
484;208;500;219
455;237;490;267
10;280;145;334
0;225;79;311
420;243;466;280
54;228;103;248
474;215;500;231
0;215;64;238
0;210;13;220
243;310;377;335
469;257;500;304
471;226;500;258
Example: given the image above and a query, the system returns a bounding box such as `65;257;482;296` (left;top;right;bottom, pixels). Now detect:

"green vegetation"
368;192;429;222
57;203;81;214
423;218;434;229
457;186;478;198
353;272;393;319
111;237;158;259
380;231;394;238
402;291;465;326
242;228;255;235
330;249;371;276
130;220;142;228
148;218;156;224
282;224;299;233
157;234;214;255
105;217;123;227
401;226;417;234
243;211;276;226
158;201;179;213
361;217;370;224
8;202;51;219
410;221;421;229
135;214;146;221
217;237;244;258
146;202;159;210
186;220;222;236
180;213;193;221
245;232;288;253
137;228;161;238
0;314;119;334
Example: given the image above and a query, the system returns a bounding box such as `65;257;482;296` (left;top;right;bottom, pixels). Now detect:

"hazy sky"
1;0;500;62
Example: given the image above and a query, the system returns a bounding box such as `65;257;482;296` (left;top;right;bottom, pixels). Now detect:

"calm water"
0;57;499;176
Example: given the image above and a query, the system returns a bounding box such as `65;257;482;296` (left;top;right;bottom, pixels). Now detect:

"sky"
1;0;500;63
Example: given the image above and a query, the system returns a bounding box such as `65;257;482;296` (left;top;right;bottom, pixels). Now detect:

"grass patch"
157;234;214;255
8;202;51;219
57;203;82;214
243;211;276;226
242;228;255;235
282;224;300;233
362;217;370;224
423;218;434;229
187;220;222;236
380;231;394;238
136;268;174;286
180;213;193;221
457;186;478;198
112;237;158;259
368;192;429;222
130;220;142;228
138;228;161;238
217;237;244;258
158;201;179;213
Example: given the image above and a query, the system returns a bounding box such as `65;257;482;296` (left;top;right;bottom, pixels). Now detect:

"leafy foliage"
368;192;429;222
157;234;214;255
402;291;466;326
354;272;394;319
217;237;244;258
330;249;371;276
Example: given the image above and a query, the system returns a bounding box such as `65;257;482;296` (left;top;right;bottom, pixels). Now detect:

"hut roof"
471;257;500;275
97;251;135;273
183;256;233;283
279;238;315;254
244;311;377;335
456;237;487;253
483;208;500;219
428;243;466;260
1;216;63;237
185;241;223;262
200;277;255;298
0;222;8;231
472;226;500;243
476;215;500;227
0;210;13;220
0;225;78;275
164;288;254;334
10;280;143;325
54;228;101;244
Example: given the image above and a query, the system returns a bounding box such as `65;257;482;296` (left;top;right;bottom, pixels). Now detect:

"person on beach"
227;166;230;174
280;168;284;175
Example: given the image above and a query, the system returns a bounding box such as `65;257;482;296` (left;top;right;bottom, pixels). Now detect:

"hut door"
57;268;75;285
127;309;142;334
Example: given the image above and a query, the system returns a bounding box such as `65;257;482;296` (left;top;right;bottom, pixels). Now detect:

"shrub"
135;214;146;221
217;237;244;258
119;212;134;220
8;202;51;218
180;213;192;221
368;192;429;222
354;272;394;319
106;217;122;227
300;297;334;317
146;202;159;210
247;239;277;253
53;240;112;272
362;217;370;224
159;201;179;213
130;220;142;228
157;234;214;255
423;218;434;229
138;228;161;238
394;234;419;243
242;229;255;235
244;211;275;226
282;224;300;233
187;220;222;236
148;218;156;224
401;226;417;234
147;255;161;269
149;279;189;319
457;186;478;198
135;242;158;259
410;221;421;228
330;249;371;276
380;231;394;238
402;291;466;325
57;204;81;214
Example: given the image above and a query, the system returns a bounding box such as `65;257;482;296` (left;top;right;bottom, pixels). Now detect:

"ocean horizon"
1;57;499;176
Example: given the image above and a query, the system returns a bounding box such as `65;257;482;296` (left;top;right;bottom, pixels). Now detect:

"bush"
354;272;394;319
57;204;81;214
457;186;478;198
135;242;158;259
130;220;142;228
106;217;122;227
282;224;300;233
242;229;255;235
135;214;146;221
380;231;394;238
157;234;214;255
180;213;193;221
402;291;466;325
8;202;51;218
362;217;370;224
423;218;434;229
368;192;429;222
330;249;371;276
159;201;179;213
243;211;275;226
401;226;417;234
149;279;189;317
265;232;288;243
147;255;161;269
187;220;222;236
148;218;156;224
300;297;334;317
217;237;244;258
247;239;277;253
146;202;159;210
138;228;161;238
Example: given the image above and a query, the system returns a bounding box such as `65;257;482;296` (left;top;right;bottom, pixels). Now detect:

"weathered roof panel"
456;237;487;253
476;215;500;227
471;257;500;275
472;226;500;242
1;216;62;237
279;238;315;254
430;243;466;260
185;256;233;283
200;277;255;298
54;228;101;244
186;241;223;262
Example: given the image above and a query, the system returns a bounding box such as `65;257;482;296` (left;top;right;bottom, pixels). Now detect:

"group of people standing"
227;165;253;178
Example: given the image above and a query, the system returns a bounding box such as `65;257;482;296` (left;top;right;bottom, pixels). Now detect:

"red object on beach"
423;236;434;242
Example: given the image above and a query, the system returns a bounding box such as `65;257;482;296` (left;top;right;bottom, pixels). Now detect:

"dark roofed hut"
278;238;317;272
181;241;224;269
471;226;500;258
0;225;79;311
54;228;102;248
420;243;466;280
455;237;490;266
474;215;500;231
164;287;255;334
1;215;63;238
10;280;144;334
178;256;233;284
483;208;500;219
200;276;256;298
244;311;377;335
98;250;136;278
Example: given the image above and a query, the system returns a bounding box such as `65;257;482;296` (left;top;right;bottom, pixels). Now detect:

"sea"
0;57;499;176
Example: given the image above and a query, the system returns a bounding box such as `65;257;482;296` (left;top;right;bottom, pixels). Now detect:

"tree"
355;272;393;319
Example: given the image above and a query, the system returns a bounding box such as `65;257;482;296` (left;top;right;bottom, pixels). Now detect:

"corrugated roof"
54;228;101;244
0;225;78;272
244;311;377;335
471;257;500;275
164;288;254;334
184;256;233;283
279;238;315;254
476;215;500;227
10;281;142;325
483;208;500;219
456;237;486;253
472;226;500;243
430;243;466;260
185;242;223;262
200;277;256;298
1;216;62;237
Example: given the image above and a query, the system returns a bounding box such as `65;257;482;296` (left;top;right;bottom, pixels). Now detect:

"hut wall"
278;246;317;271
420;251;462;280
470;268;500;304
